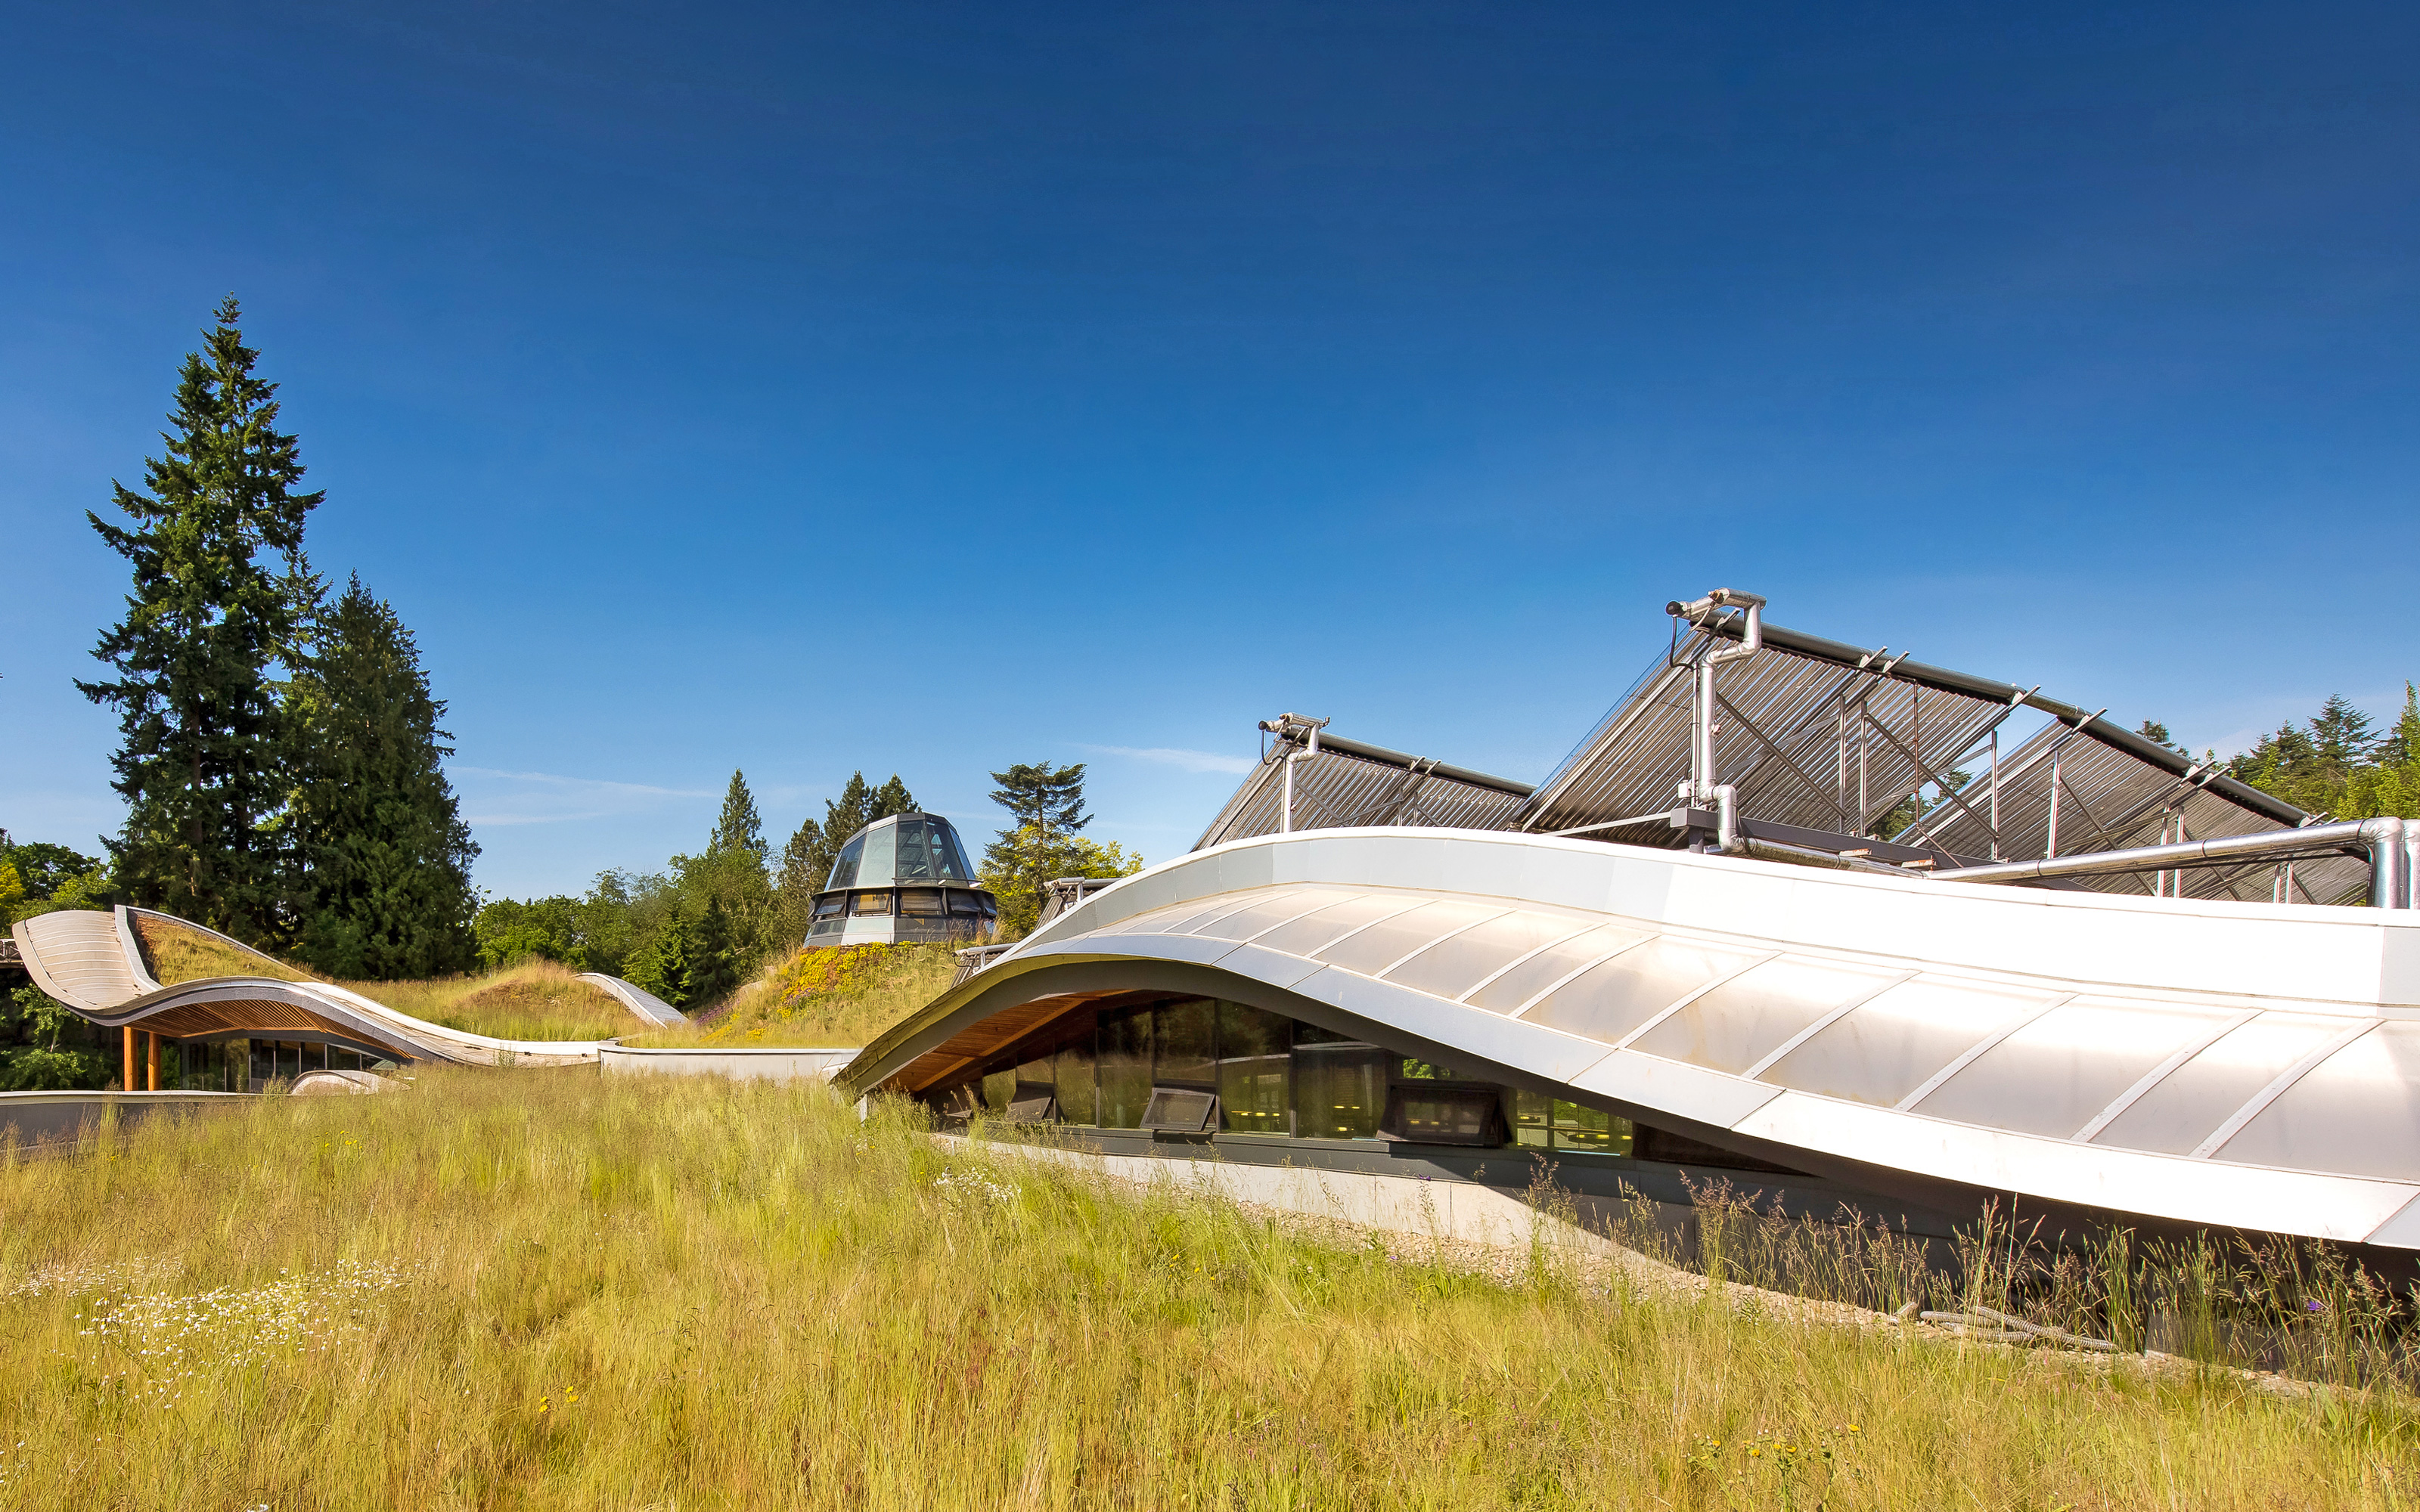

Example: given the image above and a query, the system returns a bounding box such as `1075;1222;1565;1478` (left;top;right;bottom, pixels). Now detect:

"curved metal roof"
9;906;665;1066
841;827;2420;1251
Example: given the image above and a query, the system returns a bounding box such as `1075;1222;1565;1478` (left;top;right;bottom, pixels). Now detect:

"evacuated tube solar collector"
805;812;998;948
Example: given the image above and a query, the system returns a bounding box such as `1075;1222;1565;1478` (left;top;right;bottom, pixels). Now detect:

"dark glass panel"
1018;1049;1055;1091
895;821;939;883
850;891;893;917
1515;1089;1553;1148
811;895;845;919
1153;999;1217;1087
982;1067;1016;1113
1294;1047;1388;1139
932;821;974;881
1387;1087;1501;1145
947;890;984;916
1293;1022;1360;1046
1217;1003;1290;1135
899;889;945;917
1097;1010;1151;1129
1056;1039;1096;1125
827;835;867;891
1398;1058;1476;1081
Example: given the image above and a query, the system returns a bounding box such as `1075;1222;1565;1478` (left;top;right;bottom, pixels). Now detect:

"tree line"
45;297;481;980
471;761;1140;1009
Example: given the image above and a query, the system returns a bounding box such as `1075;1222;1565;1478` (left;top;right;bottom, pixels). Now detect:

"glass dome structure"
805;813;998;948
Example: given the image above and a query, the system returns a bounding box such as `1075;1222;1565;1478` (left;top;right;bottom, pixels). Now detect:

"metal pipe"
1258;724;1528;796
1668;588;1764;806
1931;817;2408;904
2406;826;2420;909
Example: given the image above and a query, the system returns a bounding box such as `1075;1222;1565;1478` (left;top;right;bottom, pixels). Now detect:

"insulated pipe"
1930;816;2409;906
2406;826;2420;909
1667;589;1765;805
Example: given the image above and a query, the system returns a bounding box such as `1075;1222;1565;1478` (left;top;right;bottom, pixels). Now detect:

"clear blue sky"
5;2;2417;898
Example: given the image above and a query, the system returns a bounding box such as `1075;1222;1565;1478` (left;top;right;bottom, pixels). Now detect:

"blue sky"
5;2;2417;899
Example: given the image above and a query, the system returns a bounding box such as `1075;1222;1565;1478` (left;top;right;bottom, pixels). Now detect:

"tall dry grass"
132;916;318;986
349;960;634;1043
0;1069;2415;1508
622;942;957;1049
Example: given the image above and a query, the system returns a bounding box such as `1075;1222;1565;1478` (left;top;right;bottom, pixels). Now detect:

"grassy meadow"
1;1069;2415;1509
622;942;958;1049
352;960;633;1043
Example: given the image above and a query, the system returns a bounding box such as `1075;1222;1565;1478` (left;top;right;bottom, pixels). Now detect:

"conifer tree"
284;577;479;978
988;763;1090;834
871;775;917;821
710;770;765;859
79;296;321;942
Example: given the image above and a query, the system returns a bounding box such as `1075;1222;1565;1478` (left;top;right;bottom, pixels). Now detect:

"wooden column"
146;1032;162;1092
122;1027;136;1092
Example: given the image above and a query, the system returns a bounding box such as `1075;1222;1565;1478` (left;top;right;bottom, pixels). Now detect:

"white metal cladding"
976;827;2420;1247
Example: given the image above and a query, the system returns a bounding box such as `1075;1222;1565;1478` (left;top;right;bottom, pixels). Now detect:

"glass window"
932;822;974;881
895;821;939;882
1525;937;1764;1046
1218;1002;1290;1134
947;889;985;916
899;888;946;917
1055;1036;1097;1126
1141;1088;1219;1132
2093;1014;2361;1157
982;1066;1016;1113
1153;999;1217;1086
827;835;867;891
1514;1090;1634;1154
1761;979;2055;1108
859;824;898;886
1294;1046;1388;1139
1630;957;1904;1074
1463;922;1655;1015
1398;1057;1476;1080
1097;1009;1151;1129
850;891;893;917
812;895;846;919
1384;1086;1502;1145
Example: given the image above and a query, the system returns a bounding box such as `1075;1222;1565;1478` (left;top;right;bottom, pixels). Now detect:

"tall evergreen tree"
769;816;827;947
78;296;321;943
709;770;765;859
284;576;479;978
988;763;1089;834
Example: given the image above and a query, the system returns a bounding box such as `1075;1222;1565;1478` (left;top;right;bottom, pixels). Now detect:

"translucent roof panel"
1382;907;1602;1002
1760;978;2049;1108
1463;921;1655;1016
1250;894;1428;958
1911;997;2240;1138
2091;1014;2363;1157
1186;888;1365;943
2216;1023;2420;1181
1629;956;1904;1076
1312;900;1506;977
1524;937;1764;1046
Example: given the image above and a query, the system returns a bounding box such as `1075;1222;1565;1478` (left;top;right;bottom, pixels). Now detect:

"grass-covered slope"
129;914;631;1041
356;960;633;1043
622;942;957;1049
131;913;318;986
0;1070;2410;1507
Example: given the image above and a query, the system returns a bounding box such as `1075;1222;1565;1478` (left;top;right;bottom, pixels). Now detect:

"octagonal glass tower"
805;812;998;948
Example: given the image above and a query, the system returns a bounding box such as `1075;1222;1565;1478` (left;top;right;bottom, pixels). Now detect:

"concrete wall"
597;1046;855;1083
0;1091;253;1151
